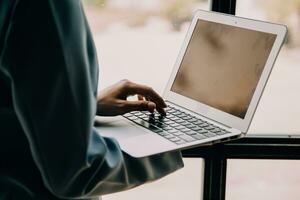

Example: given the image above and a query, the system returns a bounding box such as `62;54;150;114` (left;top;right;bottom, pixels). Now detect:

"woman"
0;0;183;199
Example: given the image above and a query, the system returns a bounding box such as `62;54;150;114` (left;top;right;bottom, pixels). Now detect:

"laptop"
95;10;287;158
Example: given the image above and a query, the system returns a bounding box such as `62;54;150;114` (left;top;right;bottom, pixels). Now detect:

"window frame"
182;134;300;200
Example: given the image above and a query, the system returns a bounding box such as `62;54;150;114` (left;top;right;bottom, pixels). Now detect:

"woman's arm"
0;0;183;198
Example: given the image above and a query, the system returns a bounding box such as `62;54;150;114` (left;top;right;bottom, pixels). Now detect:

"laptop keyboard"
123;103;230;145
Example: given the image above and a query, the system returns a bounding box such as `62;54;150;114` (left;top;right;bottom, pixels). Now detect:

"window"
104;158;204;200
82;1;209;200
226;159;300;200
83;0;209;94
83;1;300;200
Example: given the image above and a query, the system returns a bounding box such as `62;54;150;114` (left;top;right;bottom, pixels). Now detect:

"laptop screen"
171;19;277;119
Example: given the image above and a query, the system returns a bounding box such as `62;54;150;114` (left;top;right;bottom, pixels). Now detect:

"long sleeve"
0;0;183;199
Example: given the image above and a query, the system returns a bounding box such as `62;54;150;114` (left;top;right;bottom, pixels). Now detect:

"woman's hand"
97;80;167;116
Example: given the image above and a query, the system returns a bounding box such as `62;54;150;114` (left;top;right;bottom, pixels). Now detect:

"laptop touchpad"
94;116;148;140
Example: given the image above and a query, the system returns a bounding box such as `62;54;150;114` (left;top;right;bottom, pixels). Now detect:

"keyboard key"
218;131;228;135
168;129;179;134
164;134;175;139
185;130;197;135
182;116;193;120
175;119;185;123
169;137;181;142
149;125;163;133
198;130;208;134
173;111;182;115
222;129;230;133
186;124;197;129
179;121;190;126
194;121;204;125
128;116;138;120
167;110;177;114
192;134;207;140
166;107;172;111
204;126;215;131
154;121;163;125
132;119;162;133
187;118;198;123
180;128;191;133
177;113;186;118
141;116;150;120
156;131;168;136
139;113;148;118
191;127;202;131
172;117;181;121
170;123;181;128
133;112;144;117
175;125;186;130
166;113;175;118
164;121;175;125
168;116;178;120
155;124;168;129
178;135;196;142
204;132;217;138
162;127;173;131
199;123;209;128
172;131;184;136
175;140;186;145
211;128;221;133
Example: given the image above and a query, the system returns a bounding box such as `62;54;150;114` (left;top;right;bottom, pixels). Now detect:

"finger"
137;95;144;101
156;106;166;116
120;100;156;113
145;95;166;115
125;82;167;108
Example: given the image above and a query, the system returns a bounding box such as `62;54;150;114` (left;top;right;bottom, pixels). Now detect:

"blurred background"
82;0;300;199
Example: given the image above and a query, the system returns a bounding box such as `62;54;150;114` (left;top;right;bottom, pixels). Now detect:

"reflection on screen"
171;19;276;118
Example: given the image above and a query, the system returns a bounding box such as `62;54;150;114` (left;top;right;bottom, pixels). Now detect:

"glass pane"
103;158;204;200
226;159;300;200
236;0;300;134
83;0;209;93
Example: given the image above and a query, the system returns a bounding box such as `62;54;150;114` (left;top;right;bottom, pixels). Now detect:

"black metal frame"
180;1;300;199
182;135;300;200
210;0;236;15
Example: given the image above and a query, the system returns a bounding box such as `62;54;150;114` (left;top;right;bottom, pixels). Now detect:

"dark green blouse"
0;0;183;199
